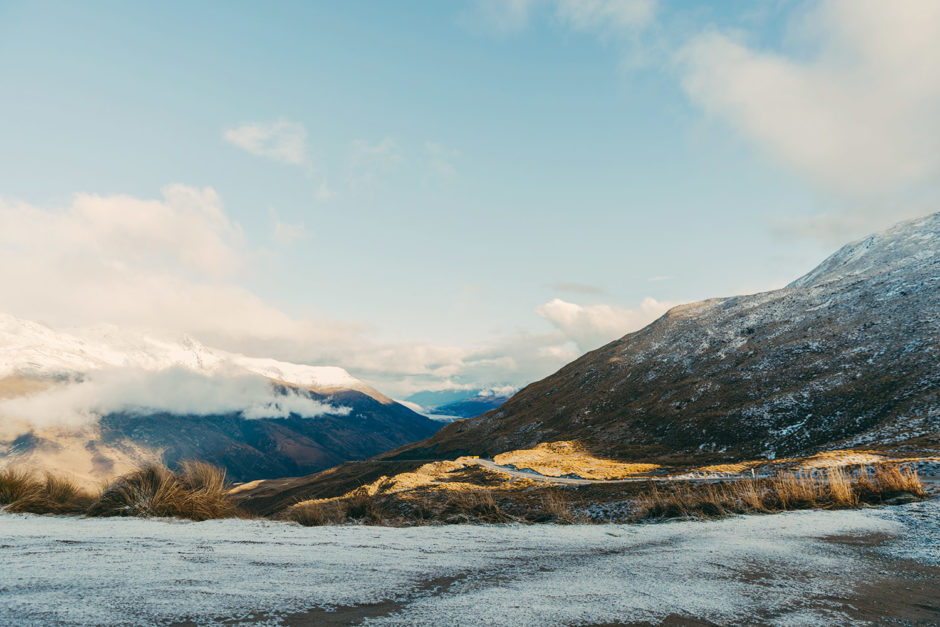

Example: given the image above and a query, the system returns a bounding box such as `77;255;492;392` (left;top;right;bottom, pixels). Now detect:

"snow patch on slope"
790;212;940;288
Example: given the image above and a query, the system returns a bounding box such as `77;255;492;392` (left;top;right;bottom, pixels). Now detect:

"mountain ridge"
385;212;940;464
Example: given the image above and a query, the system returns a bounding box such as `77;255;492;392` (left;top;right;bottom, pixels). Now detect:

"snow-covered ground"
1;500;937;625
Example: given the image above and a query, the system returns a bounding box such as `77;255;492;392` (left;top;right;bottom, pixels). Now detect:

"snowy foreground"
1;501;937;626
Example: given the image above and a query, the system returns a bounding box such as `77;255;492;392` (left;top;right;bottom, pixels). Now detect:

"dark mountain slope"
389;213;940;464
97;388;441;482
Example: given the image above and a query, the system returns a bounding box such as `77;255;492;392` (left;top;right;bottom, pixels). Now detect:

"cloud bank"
678;0;940;196
0;184;677;399
0;368;348;434
536;297;672;352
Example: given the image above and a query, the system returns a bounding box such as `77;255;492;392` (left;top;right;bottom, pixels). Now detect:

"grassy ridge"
0;461;929;525
283;463;928;526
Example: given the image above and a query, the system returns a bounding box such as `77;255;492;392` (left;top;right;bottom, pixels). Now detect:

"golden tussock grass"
529;489;583;524
286;499;349;526
634;463;926;521
285;486;388;526
439;489;512;523
87;461;242;521
493;441;659;480
282;459;929;527
284;484;590;526
0;467;96;515
692;461;763;475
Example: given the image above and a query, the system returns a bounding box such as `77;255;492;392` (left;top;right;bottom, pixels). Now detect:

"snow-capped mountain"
0;317;441;483
392;212;940;463
0;314;370;396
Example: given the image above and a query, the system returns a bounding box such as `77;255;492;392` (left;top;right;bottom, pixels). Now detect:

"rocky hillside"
0;317;441;483
390;213;940;464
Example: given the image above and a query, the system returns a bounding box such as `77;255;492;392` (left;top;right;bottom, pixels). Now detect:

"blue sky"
1;0;937;398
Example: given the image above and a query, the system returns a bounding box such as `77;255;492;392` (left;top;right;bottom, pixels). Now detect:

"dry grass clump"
634;464;926;521
286;499;348;526
343;488;386;522
635;482;732;519
0;467;96;515
87;461;241;521
526;489;582;524
769;470;821;509
854;464;926;499
284;485;586;526
284;487;387;526
494;441;659;480
442;490;514;523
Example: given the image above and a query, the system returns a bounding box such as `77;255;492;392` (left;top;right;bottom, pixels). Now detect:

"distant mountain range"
0;317;441;483
428;395;511;419
389;213;940;464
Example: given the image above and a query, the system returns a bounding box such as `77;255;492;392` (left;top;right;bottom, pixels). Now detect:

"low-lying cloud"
536;297;672;352
0;368;349;434
223;118;310;167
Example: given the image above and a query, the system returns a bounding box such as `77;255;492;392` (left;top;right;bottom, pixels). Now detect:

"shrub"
285;500;348;526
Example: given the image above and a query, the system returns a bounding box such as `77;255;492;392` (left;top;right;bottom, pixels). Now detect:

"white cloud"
536;297;672;352
0;186;556;398
223;118;310;167
348;137;403;190
557;0;656;34
351;137;402;166
678;0;940;194
469;0;658;66
469;0;538;33
425;141;460;183
0;186;677;401
269;208;306;247
0;186;338;342
272;220;306;247
315;181;336;202
0;368;348;433
0;184;242;278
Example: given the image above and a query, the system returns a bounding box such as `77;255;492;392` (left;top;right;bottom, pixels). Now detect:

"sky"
0;0;937;400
